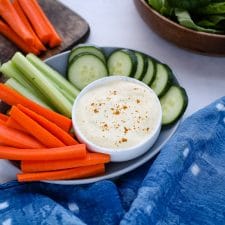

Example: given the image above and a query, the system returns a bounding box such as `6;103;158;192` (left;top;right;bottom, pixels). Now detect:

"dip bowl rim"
72;76;162;162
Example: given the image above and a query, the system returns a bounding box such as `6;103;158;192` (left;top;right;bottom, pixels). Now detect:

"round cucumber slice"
160;85;188;125
142;57;156;85
68;45;106;64
134;52;148;80
150;63;173;97
67;53;108;90
107;49;137;76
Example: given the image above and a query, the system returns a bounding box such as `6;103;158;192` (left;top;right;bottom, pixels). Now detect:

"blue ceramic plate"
41;47;182;185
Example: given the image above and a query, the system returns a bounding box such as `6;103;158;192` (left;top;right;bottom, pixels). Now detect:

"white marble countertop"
0;0;224;184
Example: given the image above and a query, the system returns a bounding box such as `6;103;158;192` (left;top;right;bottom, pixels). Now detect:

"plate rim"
43;120;180;185
10;47;183;185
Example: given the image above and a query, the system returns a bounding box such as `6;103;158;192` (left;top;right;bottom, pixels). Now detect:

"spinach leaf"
195;2;225;15
148;0;173;16
175;9;223;33
196;15;225;29
167;0;212;10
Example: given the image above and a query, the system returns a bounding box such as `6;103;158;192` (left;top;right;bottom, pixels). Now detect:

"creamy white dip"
75;79;161;149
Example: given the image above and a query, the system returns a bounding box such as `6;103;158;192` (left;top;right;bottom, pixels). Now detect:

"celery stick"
5;78;51;109
1;61;33;90
12;52;72;117
25;55;75;104
59;87;75;104
26;53;80;98
0;60;54;108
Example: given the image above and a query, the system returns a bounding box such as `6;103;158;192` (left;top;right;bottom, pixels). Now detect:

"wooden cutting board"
0;0;90;63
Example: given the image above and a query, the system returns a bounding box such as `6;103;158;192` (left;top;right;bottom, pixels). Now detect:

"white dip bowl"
72;76;162;162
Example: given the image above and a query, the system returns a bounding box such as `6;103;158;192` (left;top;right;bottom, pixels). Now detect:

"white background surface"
0;0;224;183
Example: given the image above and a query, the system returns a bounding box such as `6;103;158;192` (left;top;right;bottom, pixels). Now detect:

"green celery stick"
12;52;72;117
5;78;51;109
26;53;80;98
1;61;33;90
59;87;75;104
25;54;76;104
0;60;54;108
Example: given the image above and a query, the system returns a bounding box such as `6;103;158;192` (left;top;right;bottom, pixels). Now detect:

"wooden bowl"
134;0;225;55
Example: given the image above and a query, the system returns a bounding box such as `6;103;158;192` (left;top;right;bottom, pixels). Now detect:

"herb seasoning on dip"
74;78;161;150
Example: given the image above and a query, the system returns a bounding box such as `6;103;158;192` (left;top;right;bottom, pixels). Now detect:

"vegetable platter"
0;45;188;185
134;0;225;55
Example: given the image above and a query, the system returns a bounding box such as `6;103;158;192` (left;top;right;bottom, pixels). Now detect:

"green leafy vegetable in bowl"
147;0;225;33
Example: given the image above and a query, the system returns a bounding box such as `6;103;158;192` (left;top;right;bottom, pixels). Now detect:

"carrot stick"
0;119;7;126
0;84;72;132
0;113;8;122
21;153;110;172
13;0;46;51
6;117;27;132
28;0;62;47
0;124;44;148
0;144;86;161
9;106;65;148
0;19;40;55
17;104;78;146
0;0;34;44
17;0;51;44
17;164;105;182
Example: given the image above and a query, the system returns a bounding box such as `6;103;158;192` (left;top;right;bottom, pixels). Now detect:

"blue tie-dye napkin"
1;97;225;225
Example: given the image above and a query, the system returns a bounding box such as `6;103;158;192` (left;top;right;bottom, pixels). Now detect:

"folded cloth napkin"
1;97;225;225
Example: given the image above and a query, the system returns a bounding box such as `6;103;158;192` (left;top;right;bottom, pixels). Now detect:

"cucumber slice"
150;63;173;97
107;49;137;76
67;53;108;90
142;57;156;85
160;85;188;125
68;45;106;64
134;52;148;80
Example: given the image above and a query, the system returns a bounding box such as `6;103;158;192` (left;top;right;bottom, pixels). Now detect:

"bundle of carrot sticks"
0;84;110;182
0;0;62;55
